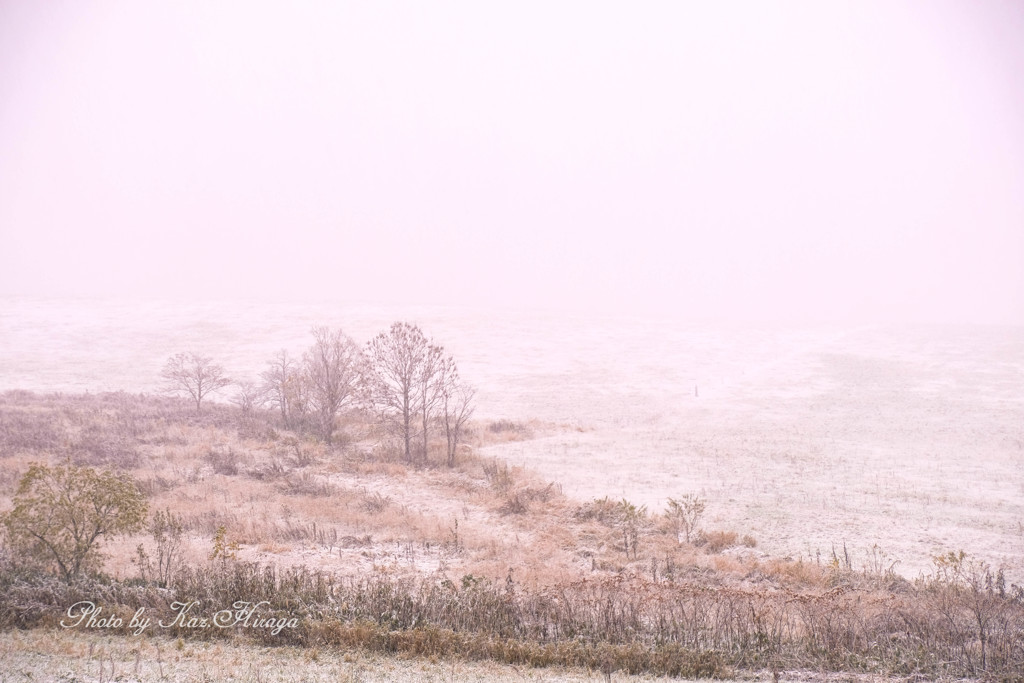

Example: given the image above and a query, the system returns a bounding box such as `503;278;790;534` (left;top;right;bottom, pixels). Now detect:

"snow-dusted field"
1;298;1022;581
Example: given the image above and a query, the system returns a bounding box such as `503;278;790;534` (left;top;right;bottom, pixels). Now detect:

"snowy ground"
2;297;1022;581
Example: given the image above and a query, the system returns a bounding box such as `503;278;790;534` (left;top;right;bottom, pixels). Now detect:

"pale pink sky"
1;1;1022;324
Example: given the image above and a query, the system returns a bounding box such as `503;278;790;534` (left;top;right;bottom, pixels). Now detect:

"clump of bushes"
204;447;241;475
281;472;336;498
694;529;756;553
483;458;516;493
498;484;556;516
487;419;529;435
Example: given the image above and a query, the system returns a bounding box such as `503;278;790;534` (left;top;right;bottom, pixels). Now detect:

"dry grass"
3;550;1022;679
2;390;1024;680
0;391;601;587
0;627;679;682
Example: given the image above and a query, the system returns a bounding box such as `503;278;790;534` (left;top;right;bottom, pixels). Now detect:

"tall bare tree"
161;352;231;413
303;326;360;445
418;343;445;461
364;322;434;462
437;354;475;467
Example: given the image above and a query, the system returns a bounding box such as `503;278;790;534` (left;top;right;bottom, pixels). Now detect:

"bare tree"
260;350;306;429
303;326;360;445
364;322;434;463
231;381;265;415
418;343;445;462
437;355;475;467
161;352;231;413
665;494;706;544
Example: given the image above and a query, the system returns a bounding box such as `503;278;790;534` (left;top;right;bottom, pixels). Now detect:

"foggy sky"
1;1;1022;324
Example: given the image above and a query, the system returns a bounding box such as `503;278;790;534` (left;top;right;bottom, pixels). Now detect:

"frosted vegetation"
2;299;1021;581
0;298;1022;680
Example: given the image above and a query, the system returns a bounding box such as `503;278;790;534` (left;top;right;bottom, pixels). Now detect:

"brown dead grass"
12;390;989;675
0;627;675;682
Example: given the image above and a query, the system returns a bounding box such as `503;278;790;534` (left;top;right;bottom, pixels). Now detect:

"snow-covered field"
1;297;1022;581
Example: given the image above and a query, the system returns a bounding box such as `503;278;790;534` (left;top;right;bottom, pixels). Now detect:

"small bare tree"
260;350;307;430
161;352;231;413
617;499;647;559
437;355;475;467
666;494;706;544
134;508;184;588
232;381;265;415
303;326;360;445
